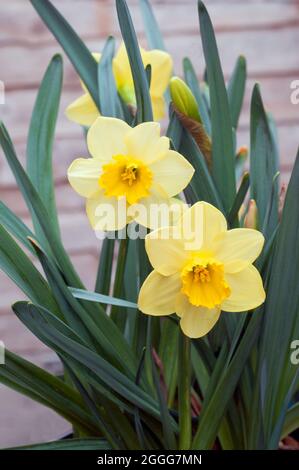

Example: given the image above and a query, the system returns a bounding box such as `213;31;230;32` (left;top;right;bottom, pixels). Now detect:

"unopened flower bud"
244;199;258;229
170;76;201;122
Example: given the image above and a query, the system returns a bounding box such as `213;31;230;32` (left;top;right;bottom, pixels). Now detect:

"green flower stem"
178;332;192;450
110;237;129;329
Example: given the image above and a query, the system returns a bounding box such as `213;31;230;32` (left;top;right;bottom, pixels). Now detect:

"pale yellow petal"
150;150;194;197
179;201;227;252
67;158;102;198
65;93;99;127
86;193;128;232
151;95;166;121
113;43;132;88
176;293;221;338
87;116;131;160
125;122;169;164
80;53;102;93
130;186;186;229
213;228;265;273
222;264;265;312
145;226;188;276
142;49;173;96
138;270;180;316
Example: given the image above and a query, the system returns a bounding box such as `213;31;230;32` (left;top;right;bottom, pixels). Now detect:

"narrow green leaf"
152;356;177;449
0;201;35;254
250;84;279;236
197;0;236;212
179;128;224;210
98;36;123;119
227;56;247;129
10;439;111;451
95;237;115;297
0;349;98;436
139;0;165;50
30;240;137;376
282;402;299;438
13;302;164;422
27;54;62;240
227;172;250;227
70;287;137;309
0;224;59;314
0;122;81;288
250;151;299;447
116;0;153;123
30;0;100;109
192;310;262;449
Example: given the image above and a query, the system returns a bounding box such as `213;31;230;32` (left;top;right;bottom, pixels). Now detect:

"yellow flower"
138;201;266;338
66;44;173;126
67;117;194;231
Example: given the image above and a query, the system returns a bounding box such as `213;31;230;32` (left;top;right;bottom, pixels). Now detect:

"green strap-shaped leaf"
0;201;35;254
227;56;247;130
30;0;100;109
116;0;153;123
250;84;279;237
0;224;59;315
249;151;299;448
98;36;123;119
70;287;138;309
139;0;165;50
0;349;98;436
30;239;137;376
179;128;224;210
9;438;111;451
282;402;299;439
197;1;236;212
0;123;81;288
12;302;164;422
227;172;250;228
27;54;62;241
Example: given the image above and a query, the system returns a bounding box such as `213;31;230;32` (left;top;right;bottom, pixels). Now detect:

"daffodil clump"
0;0;297;453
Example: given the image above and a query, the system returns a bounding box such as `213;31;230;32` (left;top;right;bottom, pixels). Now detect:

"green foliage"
0;0;297;451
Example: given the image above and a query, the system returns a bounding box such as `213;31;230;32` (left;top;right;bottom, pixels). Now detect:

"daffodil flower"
66;44;173;126
67;117;194;231
138;201;266;338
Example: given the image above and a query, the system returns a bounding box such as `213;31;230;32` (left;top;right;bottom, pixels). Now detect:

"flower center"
99;154;152;205
181;254;231;309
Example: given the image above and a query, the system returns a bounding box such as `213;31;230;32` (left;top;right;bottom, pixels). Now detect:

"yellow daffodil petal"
142;49;173;96
87;116;131;160
65;93;99;127
145;226;188;276
125;122;169;164
179;201;227;252
213;228;265;273
86;193;128;232
113;43;133;89
130;185;184;229
150;150;195;197
176;293;221;338
222;264;266;312
67;158;102;198
138;271;181;316
151;96;166;121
